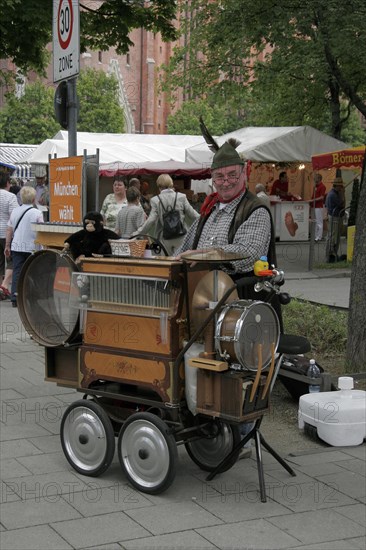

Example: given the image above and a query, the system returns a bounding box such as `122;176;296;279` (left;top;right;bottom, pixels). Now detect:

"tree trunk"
346;156;366;370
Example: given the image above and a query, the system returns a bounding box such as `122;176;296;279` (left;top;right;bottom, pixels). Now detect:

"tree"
0;0;177;80
162;0;366;140
167;99;243;135
347;157;366;371
0;81;59;143
0;69;125;142
77;69;125;132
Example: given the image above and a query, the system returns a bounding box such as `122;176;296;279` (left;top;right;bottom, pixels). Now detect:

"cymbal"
180;248;245;263
192;270;239;327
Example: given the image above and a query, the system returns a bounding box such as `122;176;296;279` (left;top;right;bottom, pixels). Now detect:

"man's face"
314;174;321;186
212;164;245;201
36;177;46;186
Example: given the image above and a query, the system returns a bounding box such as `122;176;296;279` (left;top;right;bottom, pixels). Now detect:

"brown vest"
192;190;277;268
192;190;282;329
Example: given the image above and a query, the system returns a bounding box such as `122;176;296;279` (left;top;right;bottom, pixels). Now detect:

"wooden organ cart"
17;247;296;497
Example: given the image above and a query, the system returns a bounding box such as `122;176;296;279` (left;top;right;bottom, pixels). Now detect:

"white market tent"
19;132;211;179
185;126;348;164
0;143;38;178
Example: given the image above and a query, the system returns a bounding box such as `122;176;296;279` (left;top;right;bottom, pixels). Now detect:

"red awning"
312;146;365;171
99;160;211;180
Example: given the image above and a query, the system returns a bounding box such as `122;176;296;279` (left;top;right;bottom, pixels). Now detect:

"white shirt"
8;204;44;252
0;189;18;238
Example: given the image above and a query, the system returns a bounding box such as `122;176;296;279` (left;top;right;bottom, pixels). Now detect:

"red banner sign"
312;146;365;171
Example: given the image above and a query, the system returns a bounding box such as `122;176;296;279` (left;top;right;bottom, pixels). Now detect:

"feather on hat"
199;116;244;169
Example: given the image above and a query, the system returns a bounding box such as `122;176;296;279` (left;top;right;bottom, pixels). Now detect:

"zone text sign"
53;0;80;83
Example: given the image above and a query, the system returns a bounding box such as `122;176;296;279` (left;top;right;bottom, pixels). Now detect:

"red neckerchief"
200;186;244;217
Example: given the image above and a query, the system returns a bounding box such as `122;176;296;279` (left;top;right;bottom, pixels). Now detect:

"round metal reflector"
17;249;80;347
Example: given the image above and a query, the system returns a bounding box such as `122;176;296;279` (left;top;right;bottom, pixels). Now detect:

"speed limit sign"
53;0;80;83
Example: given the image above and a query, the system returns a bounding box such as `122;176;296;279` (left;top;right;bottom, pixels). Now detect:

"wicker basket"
109;239;148;257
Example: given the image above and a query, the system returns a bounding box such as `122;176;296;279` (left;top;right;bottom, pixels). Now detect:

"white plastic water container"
183;341;204;415
298;377;366;446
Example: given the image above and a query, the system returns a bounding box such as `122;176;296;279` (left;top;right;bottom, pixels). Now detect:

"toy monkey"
63;211;119;260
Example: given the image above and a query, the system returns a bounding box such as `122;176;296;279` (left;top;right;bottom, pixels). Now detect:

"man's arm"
230;208;271;272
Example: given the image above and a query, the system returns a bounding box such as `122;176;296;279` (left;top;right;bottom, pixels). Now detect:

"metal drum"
215;300;280;371
17;249;80;347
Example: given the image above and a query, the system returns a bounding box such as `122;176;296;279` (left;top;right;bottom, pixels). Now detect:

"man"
270;171;295;200
311;173;327;242
325;176;345;262
176;140;276;294
175;136;278;459
255;183;271;208
0;172;18;299
34;167;49;221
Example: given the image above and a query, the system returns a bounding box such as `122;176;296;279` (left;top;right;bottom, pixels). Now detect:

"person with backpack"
135;174;199;255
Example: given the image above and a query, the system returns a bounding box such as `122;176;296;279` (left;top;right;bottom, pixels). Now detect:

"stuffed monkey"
63;211;119;260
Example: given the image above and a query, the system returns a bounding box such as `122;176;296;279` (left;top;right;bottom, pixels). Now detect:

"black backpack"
158;193;187;240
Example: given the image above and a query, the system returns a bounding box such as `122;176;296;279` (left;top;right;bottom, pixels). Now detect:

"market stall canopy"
0;143;38;178
99;160;211;179
16;132;209;178
311;146;365;171
185;126;348;164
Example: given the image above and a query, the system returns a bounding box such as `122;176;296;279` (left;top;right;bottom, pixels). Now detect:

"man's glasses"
213;174;240;185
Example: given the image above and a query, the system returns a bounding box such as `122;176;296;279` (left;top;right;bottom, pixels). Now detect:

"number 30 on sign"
53;0;80;83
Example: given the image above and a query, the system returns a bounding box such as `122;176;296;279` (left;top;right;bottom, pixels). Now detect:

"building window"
126;53;130;66
98;51;102;63
158;99;161;107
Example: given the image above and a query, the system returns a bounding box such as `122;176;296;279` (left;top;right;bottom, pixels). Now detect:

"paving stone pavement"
0;251;364;550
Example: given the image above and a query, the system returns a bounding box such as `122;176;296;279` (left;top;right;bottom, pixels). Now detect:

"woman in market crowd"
135;173;199;255
100;176;128;230
5;186;44;307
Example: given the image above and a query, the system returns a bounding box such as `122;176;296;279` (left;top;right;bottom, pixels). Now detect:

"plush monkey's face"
84;219;96;232
83;212;104;233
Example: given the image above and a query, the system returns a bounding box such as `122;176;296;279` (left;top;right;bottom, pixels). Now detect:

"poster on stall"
49;156;83;224
279;202;309;241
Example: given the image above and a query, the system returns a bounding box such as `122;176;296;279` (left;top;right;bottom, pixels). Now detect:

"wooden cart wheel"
185;417;241;472
118;412;177;494
60;400;115;477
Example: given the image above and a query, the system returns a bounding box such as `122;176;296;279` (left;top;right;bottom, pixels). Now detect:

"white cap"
34;165;47;178
338;376;354;390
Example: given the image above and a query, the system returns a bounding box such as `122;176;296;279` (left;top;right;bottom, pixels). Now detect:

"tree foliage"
163;0;366;141
0;69;125;143
0;81;59;144
167;99;243;135
77;68;125;132
0;0;177;80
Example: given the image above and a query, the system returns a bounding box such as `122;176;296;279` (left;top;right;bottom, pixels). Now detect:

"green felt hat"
211;141;244;170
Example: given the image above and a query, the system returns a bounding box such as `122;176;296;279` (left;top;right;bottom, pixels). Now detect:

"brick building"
0;27;181;135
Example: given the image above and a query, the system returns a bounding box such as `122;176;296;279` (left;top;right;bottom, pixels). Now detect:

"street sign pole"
67;78;78;156
53;0;80;155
